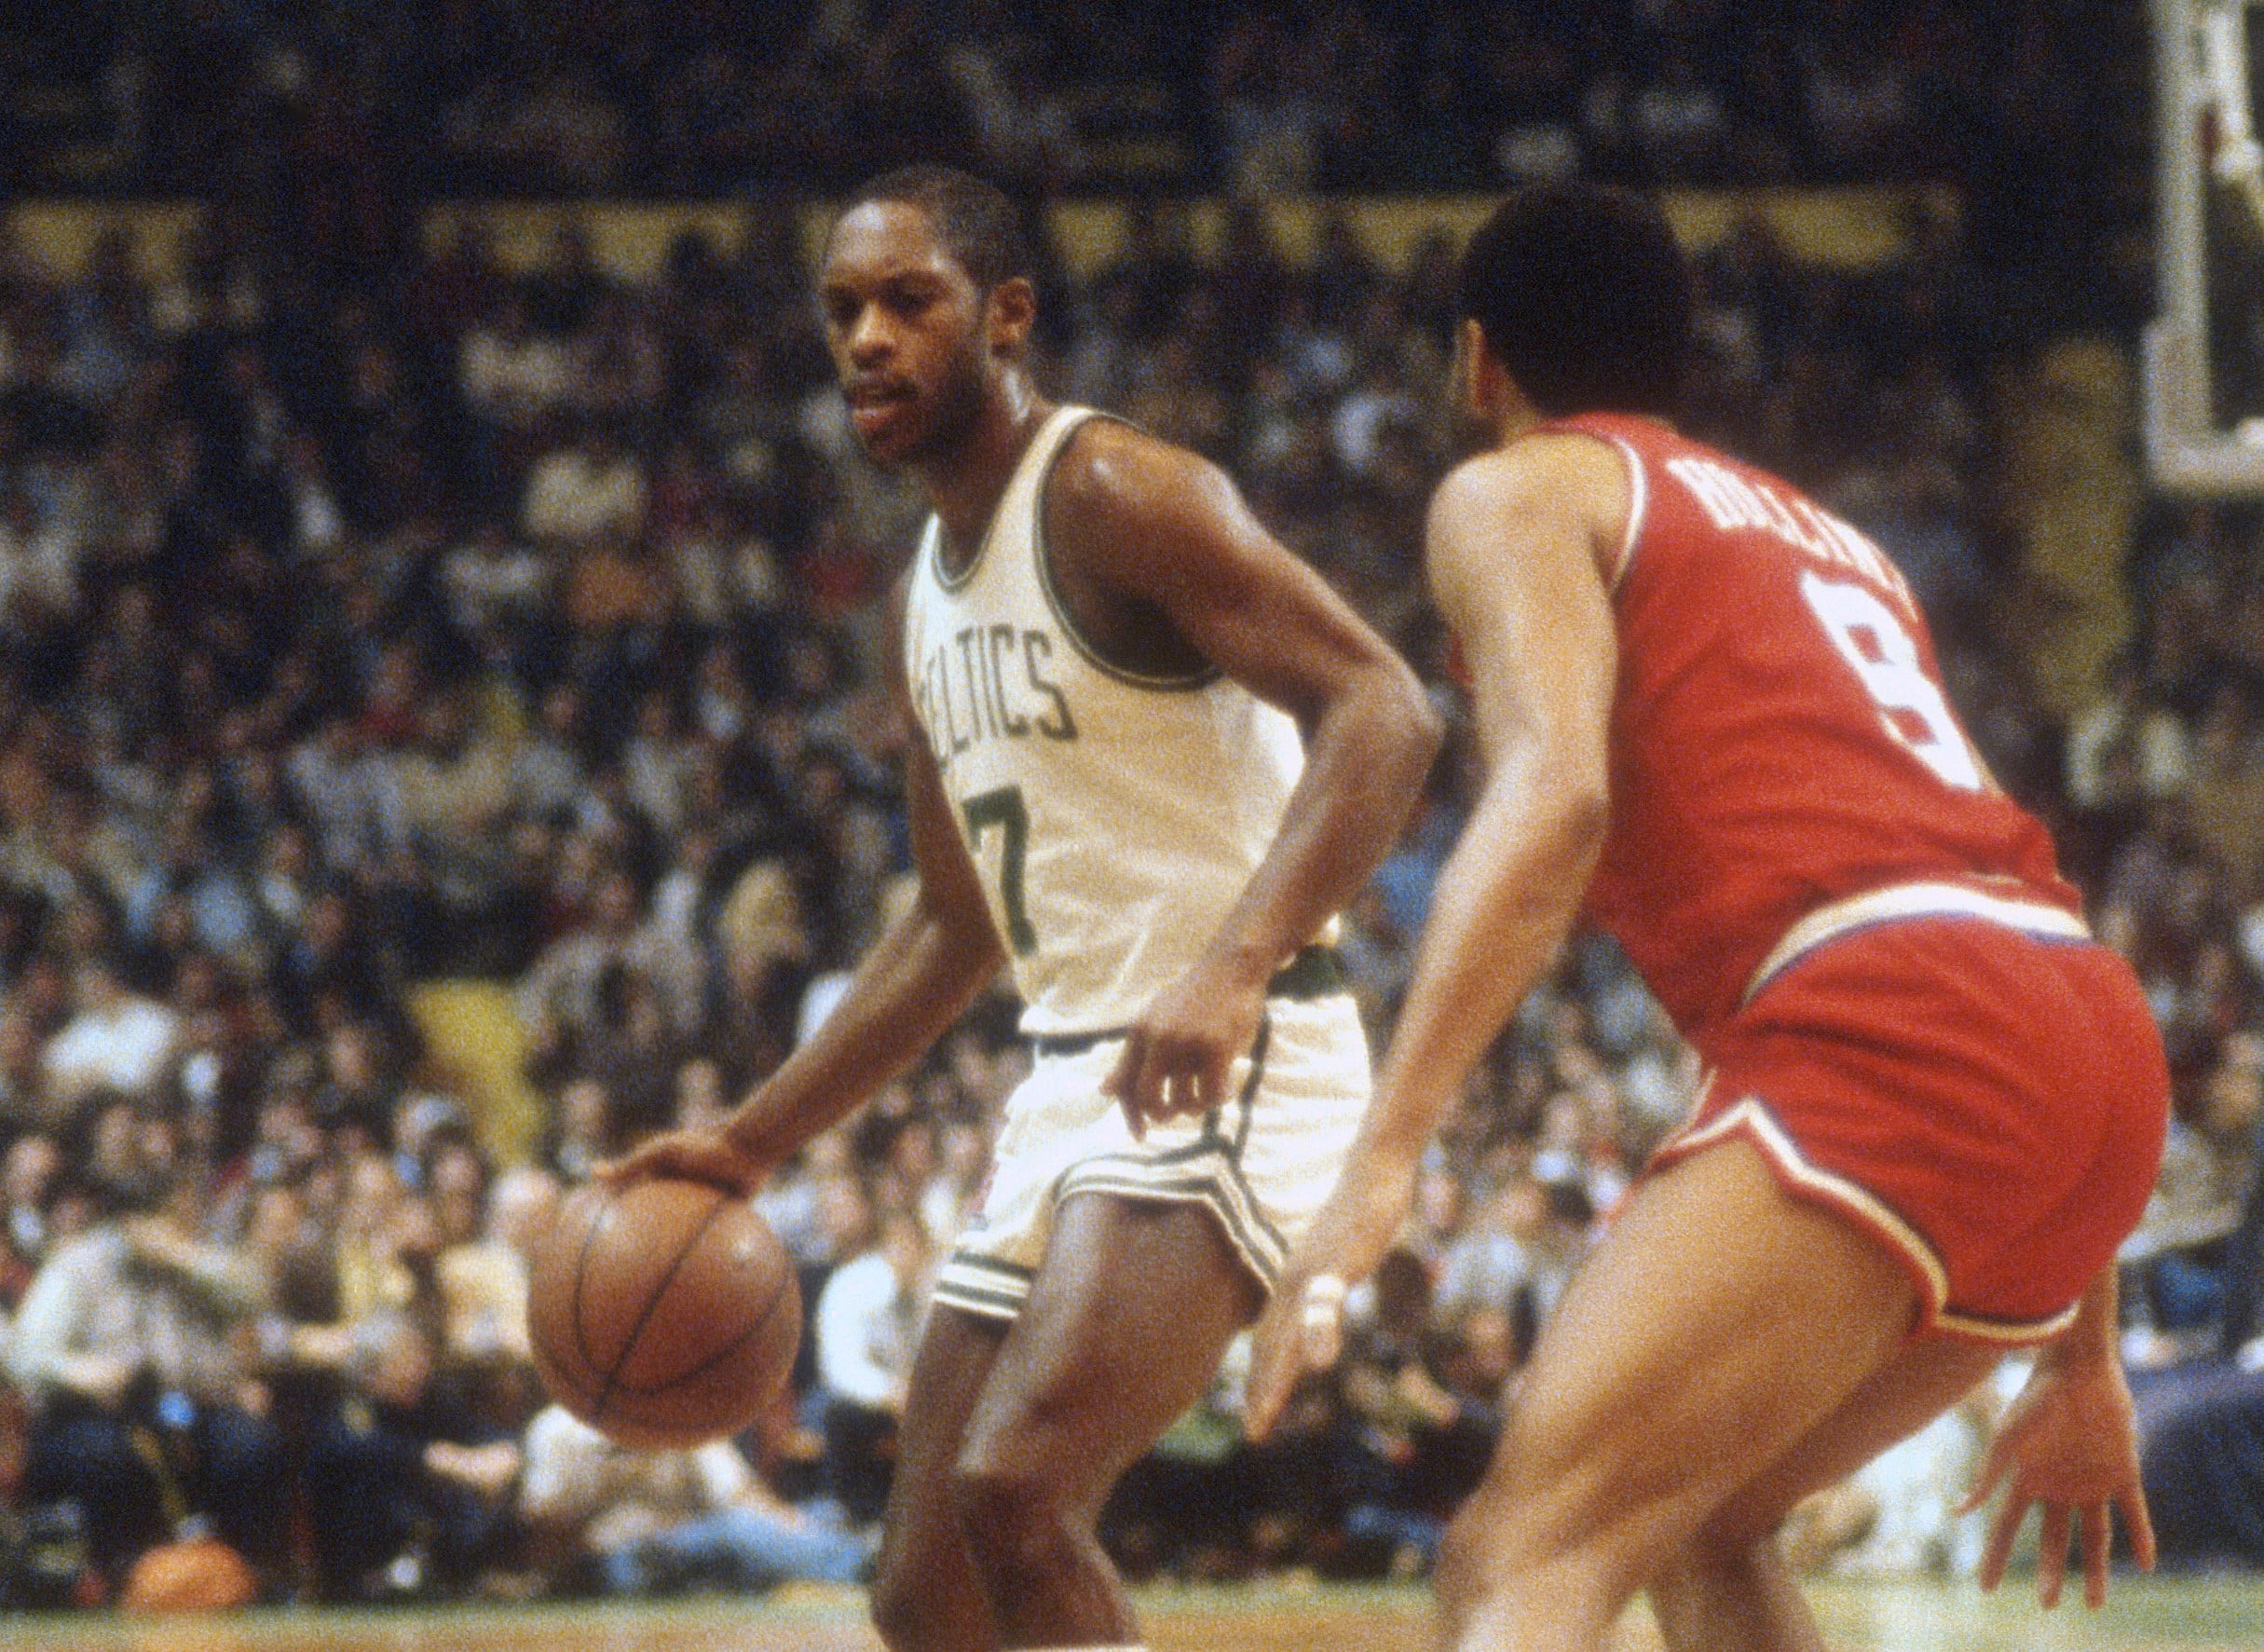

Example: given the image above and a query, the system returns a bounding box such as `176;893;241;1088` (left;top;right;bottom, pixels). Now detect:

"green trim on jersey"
927;512;990;594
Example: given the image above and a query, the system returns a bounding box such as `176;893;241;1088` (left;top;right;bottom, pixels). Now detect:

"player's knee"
868;1552;953;1652
951;1450;1069;1585
1648;1522;1748;1603
1689;1501;1778;1563
1646;1519;1788;1646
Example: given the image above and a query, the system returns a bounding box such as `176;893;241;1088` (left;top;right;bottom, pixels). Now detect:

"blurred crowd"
0;0;2136;193
2;1;2146;314
0;0;2250;1614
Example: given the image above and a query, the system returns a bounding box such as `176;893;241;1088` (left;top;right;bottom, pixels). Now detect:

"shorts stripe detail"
1657;1095;2086;1345
1745;882;2090;1005
1933;1302;2082;1344
1602;433;1646;591
1658;1095;1953;1319
932;1282;1026;1321
946;1252;1034;1280
1055;1166;1286;1285
1138;1141;1289;1255
1058;1167;1279;1268
1230;1017;1271;1157
933;1251;1036;1320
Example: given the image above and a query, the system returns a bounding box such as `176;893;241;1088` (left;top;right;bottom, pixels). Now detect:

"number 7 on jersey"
962;785;1039;954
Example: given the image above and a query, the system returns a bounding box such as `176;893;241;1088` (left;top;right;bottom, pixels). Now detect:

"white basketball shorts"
931;993;1372;1321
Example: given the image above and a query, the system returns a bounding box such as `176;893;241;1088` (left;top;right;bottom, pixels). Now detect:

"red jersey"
1536;414;2081;1045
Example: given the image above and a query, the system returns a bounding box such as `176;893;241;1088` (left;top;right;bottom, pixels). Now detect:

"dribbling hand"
1956;1350;2156;1609
596;1129;771;1199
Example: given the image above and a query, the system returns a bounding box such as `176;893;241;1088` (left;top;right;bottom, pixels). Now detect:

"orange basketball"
527;1177;801;1451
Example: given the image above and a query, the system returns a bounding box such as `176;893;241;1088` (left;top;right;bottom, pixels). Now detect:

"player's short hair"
843;166;1032;292
1457;182;1693;419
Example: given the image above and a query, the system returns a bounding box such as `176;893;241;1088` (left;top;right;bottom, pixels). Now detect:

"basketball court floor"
3;1578;2259;1652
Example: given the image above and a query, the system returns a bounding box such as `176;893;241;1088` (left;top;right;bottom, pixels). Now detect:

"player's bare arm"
1959;1263;2157;1609
1043;419;1442;1128
603;581;1007;1195
1248;433;1624;1436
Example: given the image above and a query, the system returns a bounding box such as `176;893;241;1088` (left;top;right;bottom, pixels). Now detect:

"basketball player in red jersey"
1242;183;2170;1650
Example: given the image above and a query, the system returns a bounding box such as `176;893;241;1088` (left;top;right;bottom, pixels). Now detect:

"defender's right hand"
1957;1349;2156;1609
597;1130;771;1198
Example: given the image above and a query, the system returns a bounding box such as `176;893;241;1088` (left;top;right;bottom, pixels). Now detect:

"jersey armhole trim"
929;499;986;594
1601;434;1645;593
1035;413;1225;694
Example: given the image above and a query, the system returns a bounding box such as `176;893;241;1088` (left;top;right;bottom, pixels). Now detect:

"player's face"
819;203;993;468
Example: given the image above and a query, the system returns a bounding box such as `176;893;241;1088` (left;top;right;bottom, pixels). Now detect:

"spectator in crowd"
301;1312;522;1602
39;956;177;1112
1326;1249;1493;1578
7;1164;284;1589
811;1208;929;1527
518;1400;874;1597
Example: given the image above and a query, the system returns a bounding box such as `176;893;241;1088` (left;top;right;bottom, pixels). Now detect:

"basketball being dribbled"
527;1176;801;1451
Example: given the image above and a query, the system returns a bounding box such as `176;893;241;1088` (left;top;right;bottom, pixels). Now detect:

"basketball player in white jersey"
608;167;1439;1652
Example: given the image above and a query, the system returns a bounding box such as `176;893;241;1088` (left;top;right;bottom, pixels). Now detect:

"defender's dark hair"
1456;183;1693;419
843;166;1032;292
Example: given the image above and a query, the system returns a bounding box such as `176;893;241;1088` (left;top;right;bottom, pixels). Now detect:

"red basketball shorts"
1649;917;2169;1344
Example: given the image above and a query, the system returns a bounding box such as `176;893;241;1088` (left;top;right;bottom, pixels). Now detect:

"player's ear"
1451;317;1506;429
1452;319;1488;413
986;276;1038;359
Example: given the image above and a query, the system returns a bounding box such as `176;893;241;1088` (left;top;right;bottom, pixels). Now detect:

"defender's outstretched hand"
597;1129;771;1199
1243;1149;1419;1442
1957;1349;2156;1609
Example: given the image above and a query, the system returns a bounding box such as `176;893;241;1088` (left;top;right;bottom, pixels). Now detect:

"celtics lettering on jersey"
912;623;1078;774
897;404;1314;1037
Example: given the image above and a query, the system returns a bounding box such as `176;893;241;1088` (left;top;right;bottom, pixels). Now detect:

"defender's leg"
1431;1140;1921;1652
1646;1332;2002;1652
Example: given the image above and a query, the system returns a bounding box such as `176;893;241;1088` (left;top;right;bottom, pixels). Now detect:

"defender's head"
1452;182;1693;444
819;166;1036;466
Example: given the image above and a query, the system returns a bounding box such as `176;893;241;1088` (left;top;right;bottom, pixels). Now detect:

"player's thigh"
871;1304;1009;1591
1692;1331;2003;1552
1643;1331;2001;1652
956;1190;1263;1509
1449;1138;1922;1581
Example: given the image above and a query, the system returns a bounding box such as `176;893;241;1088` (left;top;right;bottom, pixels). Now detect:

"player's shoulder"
1046;414;1241;545
1430;430;1630;537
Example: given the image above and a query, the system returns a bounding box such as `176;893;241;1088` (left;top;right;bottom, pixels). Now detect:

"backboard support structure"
2146;0;2264;495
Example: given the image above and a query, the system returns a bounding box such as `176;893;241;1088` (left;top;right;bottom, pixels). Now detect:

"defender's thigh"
956;1191;1263;1509
1645;1334;2002;1652
1442;1139;1919;1603
868;1304;1010;1652
1696;1331;2003;1552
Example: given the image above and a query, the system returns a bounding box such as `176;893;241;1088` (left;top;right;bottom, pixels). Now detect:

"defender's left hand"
1102;957;1268;1137
1957;1350;2157;1608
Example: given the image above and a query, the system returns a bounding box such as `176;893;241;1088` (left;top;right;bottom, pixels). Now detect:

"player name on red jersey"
1661;454;1916;611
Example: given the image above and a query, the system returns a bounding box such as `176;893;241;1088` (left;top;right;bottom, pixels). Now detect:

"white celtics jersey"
901;405;1312;1037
